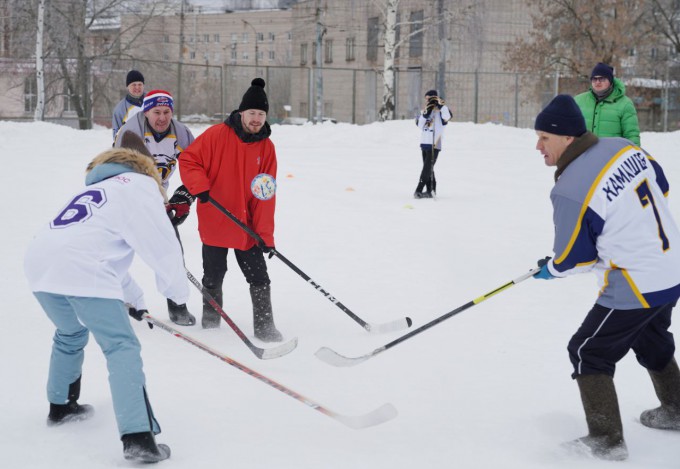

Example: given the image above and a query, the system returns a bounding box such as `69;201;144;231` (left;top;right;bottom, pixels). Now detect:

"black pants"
416;148;440;194
568;302;676;378
201;244;270;289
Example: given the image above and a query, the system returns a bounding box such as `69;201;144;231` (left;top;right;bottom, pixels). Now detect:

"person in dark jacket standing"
112;70;146;141
179;78;283;341
532;94;680;461
574;62;640;145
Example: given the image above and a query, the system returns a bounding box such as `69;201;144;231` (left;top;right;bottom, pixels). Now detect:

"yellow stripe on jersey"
555;146;634;265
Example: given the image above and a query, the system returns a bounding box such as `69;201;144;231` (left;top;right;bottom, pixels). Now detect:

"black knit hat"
238;78;269;113
534;94;586;137
590;62;614;82
425;89;438;97
126;70;145;86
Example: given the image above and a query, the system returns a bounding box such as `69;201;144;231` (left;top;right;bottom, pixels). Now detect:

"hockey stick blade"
365;316;413;334
314;346;384;367
330;403;398;429
258;336;299;360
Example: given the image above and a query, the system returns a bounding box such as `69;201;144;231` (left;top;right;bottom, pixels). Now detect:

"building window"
345;37;355;61
324;39;333;63
313;42;317;65
24;76;37;112
301;43;308;65
63;84;75;113
231;33;238;43
257;32;264;42
214;34;220;43
231;49;237;61
367;16;379;61
409;10;423;58
243;51;249;60
163;35;170;43
203;34;210;43
242;32;248;43
190;51;196;59
287;32;292;41
268;32;275;42
257;50;263;62
269;50;275;61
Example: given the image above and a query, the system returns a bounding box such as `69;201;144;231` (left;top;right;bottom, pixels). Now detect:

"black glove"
258;241;276;258
195;190;210;203
167;185;194;226
128;307;153;329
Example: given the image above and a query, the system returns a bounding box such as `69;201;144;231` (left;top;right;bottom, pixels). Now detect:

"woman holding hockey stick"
24;145;189;463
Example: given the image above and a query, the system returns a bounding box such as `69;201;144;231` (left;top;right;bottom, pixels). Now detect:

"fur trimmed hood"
85;148;167;202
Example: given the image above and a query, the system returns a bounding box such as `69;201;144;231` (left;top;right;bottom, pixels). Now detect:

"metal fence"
14;58;680;132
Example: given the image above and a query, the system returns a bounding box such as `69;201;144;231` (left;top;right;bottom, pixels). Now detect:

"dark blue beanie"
534;94;586;137
126;70;144;86
590;62;614;82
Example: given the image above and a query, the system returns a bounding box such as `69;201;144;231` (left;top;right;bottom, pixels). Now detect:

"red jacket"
179;122;277;250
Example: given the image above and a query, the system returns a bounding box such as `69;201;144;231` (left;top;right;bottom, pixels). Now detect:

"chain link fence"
7;58;680;132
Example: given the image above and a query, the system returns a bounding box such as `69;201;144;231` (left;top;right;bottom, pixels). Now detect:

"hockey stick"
208;197;412;334
143;312;398;429
316;267;541;367
184;267;297;360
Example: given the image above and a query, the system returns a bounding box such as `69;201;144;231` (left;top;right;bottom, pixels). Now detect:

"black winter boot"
167;299;196;326
641;358;680;430
47;376;94;426
202;286;222;329
122;432;171;463
250;284;282;342
564;374;628;461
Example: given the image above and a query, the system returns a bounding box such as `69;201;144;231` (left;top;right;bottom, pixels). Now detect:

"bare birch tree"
34;0;45;121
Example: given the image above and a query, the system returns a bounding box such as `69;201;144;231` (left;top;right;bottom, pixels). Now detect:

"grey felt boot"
565;374;628;461
250;284;282;342
641;358;680;430
167;299;196;326
201;286;222;329
122;431;171;463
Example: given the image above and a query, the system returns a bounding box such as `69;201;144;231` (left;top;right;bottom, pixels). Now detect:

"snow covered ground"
1;118;679;468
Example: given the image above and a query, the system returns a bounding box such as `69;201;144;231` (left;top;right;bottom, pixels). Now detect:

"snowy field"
1;118;679;468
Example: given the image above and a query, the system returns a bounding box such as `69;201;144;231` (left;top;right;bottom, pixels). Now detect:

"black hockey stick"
208;197;412;334
143;312;397;429
184;267;297;360
315;267;540;367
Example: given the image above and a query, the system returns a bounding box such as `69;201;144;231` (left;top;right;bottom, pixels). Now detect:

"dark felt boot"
167;299;196;326
250;284;282;342
564;374;628;461
122;432;171;463
201;286;222;329
641;358;680;430
47;376;94;426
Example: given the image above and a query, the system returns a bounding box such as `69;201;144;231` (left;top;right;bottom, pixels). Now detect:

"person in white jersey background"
413;88;451;199
532;94;680;461
114;89;196;326
24;145;189;463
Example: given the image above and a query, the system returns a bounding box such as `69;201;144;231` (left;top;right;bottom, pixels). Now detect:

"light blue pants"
34;292;160;436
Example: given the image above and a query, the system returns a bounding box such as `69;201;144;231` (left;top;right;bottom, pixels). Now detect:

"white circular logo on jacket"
251;173;276;200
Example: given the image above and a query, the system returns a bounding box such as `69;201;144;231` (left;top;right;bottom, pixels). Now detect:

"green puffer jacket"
574;78;640;145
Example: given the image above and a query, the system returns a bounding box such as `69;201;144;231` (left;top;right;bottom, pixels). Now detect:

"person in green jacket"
574;62;640;145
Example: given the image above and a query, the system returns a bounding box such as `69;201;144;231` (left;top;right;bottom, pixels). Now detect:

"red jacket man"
179;78;282;341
